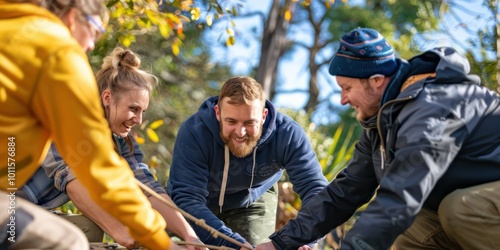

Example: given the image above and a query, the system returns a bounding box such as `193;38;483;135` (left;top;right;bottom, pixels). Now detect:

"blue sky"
204;0;495;123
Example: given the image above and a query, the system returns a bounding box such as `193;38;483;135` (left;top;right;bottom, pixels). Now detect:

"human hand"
254;241;274;250
183;235;208;250
169;242;187;250
240;242;254;250
297;245;312;250
112;234;139;249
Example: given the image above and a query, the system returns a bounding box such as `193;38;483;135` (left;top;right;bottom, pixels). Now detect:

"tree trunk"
303;4;322;112
255;0;292;101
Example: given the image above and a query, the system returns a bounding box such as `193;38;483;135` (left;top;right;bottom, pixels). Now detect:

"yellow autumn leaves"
135;119;164;144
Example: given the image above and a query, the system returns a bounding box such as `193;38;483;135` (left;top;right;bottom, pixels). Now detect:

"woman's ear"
61;8;78;32
101;89;111;107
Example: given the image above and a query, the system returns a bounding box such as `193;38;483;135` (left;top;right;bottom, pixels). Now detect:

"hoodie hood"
381;47;481;105
409;47;480;85
199;96;277;148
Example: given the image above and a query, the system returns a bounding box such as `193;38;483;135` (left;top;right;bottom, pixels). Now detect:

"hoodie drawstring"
218;145;259;213
246;146;258;208
219;145;230;213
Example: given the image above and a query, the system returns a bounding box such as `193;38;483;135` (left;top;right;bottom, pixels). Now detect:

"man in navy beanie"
256;27;500;250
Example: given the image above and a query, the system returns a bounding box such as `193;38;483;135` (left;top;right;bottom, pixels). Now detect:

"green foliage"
465;50;498;90
57;201;80;215
278;108;360;181
320;123;357;180
326;5;394;39
103;0;244;51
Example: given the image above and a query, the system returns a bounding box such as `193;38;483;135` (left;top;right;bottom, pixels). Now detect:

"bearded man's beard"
220;123;262;158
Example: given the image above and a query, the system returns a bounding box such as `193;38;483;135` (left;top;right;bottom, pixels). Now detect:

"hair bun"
117;49;140;69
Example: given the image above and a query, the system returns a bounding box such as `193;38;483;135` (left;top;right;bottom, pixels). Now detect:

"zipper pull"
380;145;386;170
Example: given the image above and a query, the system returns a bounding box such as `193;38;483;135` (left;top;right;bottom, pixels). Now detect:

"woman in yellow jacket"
0;0;180;249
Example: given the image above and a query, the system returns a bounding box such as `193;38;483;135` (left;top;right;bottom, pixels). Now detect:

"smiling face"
103;88;150;137
215;98;268;158
72;13;104;52
61;8;105;52
337;75;383;121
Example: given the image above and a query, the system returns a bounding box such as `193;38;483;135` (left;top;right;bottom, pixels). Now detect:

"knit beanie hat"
328;28;398;78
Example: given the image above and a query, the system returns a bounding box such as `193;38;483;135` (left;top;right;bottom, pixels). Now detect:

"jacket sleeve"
120;136;166;195
341;94;472;249
31;46;170;250
270;132;379;250
167;123;247;248
40;143;76;194
279;120;329;205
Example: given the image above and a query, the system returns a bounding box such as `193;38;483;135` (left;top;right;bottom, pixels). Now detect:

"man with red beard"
167;76;329;249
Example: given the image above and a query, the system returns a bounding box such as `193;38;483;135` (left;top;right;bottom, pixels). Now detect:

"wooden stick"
175;240;234;250
135;180;254;250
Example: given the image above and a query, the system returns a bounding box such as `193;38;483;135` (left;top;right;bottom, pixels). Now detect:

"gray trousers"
393;180;500;249
0;191;88;249
212;184;279;246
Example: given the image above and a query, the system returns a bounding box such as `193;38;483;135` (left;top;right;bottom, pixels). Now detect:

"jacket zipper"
377;96;414;170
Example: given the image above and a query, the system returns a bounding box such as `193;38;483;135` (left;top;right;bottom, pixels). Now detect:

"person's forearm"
149;194;198;240
66;179;133;244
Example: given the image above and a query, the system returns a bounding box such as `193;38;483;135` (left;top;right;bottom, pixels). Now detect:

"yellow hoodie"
0;2;170;249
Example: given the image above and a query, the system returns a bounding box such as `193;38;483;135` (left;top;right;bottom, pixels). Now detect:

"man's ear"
214;104;221;121
369;75;386;89
262;108;268;124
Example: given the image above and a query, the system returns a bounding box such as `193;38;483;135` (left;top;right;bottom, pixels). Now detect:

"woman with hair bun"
21;47;205;249
0;0;178;248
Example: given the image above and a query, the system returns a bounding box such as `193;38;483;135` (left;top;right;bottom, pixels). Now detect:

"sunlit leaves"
149;119;165;129
225;26;236;46
300;0;311;7
104;0;242;52
146;127;159;143
439;1;450;19
206;14;213;26
119;33;136;47
226;35;235;46
190;7;200;21
145;9;160;25
284;9;292;21
135;136;146;144
180;0;193;11
134;119;165;144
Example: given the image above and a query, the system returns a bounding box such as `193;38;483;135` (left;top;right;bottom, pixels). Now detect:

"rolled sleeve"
42;144;76;194
133;163;166;195
119;136;166;195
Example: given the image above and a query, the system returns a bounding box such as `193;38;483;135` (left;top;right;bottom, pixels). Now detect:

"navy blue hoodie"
167;96;328;248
